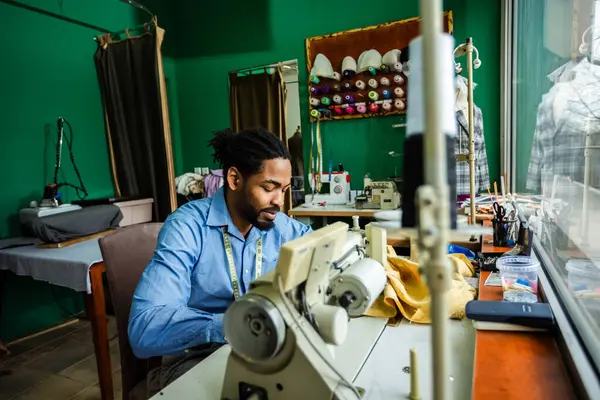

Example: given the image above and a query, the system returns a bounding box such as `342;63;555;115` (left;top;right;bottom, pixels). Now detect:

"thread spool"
394;99;405;110
382;89;392;99
380;64;391;73
355;80;366;90
345;105;355;114
369;103;379;112
332;72;341;81
380;77;390;86
368;79;378;89
344;94;355;103
321;85;331;94
332;83;341;92
343;70;356;79
310;86;320;95
357;104;367;113
333;95;343;104
393;62;403;72
310;109;321;118
310;75;320;84
368;66;377;75
394;87;405;97
382;101;392;111
310;97;320;106
334;107;344;115
343;82;353;91
321;97;331;106
368;91;379;101
393;75;405;85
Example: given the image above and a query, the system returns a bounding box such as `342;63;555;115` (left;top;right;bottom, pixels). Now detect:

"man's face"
238;158;292;230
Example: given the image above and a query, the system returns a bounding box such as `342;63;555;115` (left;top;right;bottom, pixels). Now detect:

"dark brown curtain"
228;68;292;212
94;26;176;222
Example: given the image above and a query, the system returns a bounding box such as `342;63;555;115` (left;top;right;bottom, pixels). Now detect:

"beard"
238;192;280;231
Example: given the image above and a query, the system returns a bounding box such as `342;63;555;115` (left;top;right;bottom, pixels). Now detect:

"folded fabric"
175;173;204;197
365;246;477;325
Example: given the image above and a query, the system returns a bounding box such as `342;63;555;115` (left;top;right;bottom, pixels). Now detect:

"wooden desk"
288;205;379;218
473;271;574;399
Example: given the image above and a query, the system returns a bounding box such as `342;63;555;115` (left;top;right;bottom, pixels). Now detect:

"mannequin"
288;126;304;178
454;75;490;197
287;126;305;206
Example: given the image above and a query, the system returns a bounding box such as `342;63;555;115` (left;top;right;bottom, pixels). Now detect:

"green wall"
0;0;180;341
170;0;501;189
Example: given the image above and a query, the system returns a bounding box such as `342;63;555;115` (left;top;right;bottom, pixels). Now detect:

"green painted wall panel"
172;0;501;190
0;0;180;341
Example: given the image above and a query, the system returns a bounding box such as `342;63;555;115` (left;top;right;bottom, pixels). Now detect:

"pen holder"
493;218;518;247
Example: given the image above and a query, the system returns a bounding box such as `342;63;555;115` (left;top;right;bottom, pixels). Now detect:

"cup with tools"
492;202;518;247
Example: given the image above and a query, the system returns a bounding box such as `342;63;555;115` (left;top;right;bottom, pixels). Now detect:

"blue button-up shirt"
128;188;311;358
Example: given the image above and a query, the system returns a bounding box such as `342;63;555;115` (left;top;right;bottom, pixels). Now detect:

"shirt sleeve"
128;217;225;359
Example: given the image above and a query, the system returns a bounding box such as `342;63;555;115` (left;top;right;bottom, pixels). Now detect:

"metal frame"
500;0;516;192
534;241;600;398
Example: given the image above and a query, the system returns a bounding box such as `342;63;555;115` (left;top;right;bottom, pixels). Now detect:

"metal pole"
466;38;477;225
419;0;451;399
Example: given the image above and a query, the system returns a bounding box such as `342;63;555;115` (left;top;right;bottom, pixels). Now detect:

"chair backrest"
99;223;163;400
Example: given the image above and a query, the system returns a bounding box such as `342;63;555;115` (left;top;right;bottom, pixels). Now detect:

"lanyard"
221;227;262;300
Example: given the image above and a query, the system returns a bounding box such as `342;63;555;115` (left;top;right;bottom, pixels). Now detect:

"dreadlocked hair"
208;127;291;177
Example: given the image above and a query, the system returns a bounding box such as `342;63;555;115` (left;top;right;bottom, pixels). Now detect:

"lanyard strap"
221;227;262;300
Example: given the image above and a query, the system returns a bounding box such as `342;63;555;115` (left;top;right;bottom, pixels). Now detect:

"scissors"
493;202;506;223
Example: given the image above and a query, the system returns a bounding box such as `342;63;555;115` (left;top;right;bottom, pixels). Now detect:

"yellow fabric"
365;246;477;325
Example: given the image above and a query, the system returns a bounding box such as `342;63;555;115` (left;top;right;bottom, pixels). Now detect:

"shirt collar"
206;187;266;242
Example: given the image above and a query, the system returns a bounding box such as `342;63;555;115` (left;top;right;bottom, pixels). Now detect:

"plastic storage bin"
497;256;540;303
566;260;600;302
113;198;154;227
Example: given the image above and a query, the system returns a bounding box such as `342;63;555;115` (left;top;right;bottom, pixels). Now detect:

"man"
128;127;311;395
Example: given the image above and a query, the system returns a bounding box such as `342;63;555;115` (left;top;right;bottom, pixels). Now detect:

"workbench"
150;317;476;400
288;204;381;226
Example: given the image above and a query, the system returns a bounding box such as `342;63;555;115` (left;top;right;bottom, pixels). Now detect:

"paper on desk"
485;272;502;286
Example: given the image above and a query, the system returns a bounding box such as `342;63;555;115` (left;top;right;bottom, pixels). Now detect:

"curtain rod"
230;60;298;75
0;0;154;34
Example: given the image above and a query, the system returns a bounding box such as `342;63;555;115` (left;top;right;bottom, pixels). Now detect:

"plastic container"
566;260;600;301
497;256;540;303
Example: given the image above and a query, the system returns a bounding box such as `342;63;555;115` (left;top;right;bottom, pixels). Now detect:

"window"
512;0;600;377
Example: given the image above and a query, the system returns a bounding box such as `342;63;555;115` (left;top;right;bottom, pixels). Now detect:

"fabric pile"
175;173;204;197
365;246;477;325
175;169;225;199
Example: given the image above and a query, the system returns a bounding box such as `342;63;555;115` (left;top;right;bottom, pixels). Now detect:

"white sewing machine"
220;221;387;400
355;177;401;210
306;171;351;205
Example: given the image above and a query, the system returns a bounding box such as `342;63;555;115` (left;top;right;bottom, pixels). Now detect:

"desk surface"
473;271;574;400
288;205;383;217
154;317;476;400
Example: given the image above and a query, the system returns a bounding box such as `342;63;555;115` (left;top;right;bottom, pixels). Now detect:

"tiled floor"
0;317;121;400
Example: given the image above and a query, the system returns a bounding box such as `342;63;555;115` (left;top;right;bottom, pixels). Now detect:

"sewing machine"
306;171;351;205
355;177;401;210
220;221;387;400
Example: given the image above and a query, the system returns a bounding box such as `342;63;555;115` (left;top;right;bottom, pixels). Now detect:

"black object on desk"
466;300;555;330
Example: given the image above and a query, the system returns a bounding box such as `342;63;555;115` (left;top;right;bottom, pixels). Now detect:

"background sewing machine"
220;221;387;399
355;176;401;210
306;171;351;205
